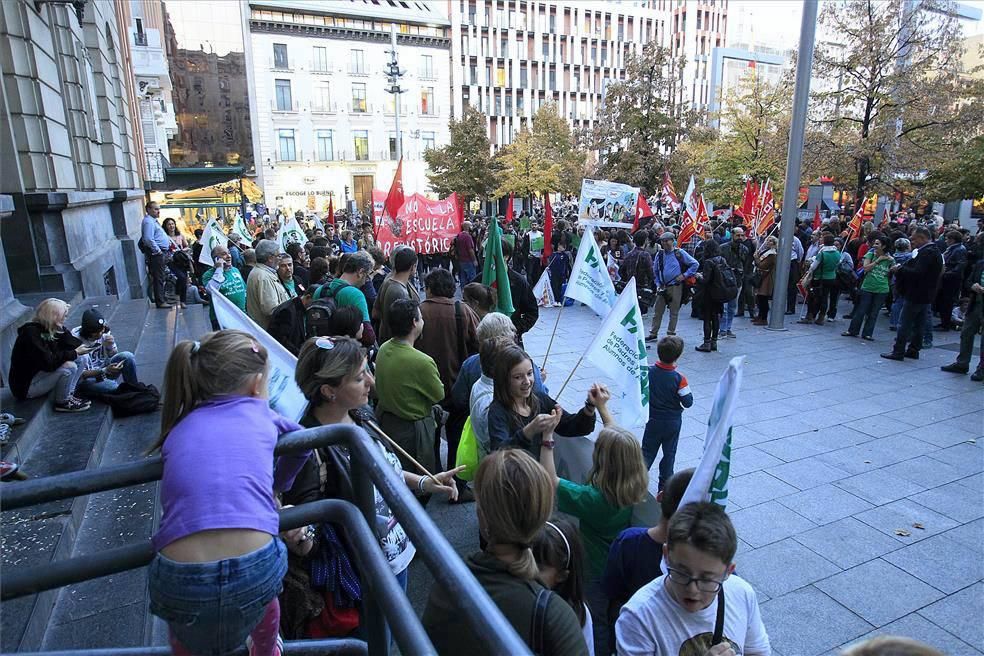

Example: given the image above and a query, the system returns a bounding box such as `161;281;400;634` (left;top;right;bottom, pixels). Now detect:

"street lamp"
385;26;405;162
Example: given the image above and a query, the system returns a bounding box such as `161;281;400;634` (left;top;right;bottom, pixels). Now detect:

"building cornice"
249;19;450;49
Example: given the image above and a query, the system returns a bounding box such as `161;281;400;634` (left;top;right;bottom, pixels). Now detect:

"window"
421;54;434;78
496;66;506;86
422;131;436;151
516;93;524;113
485;63;492;83
350;49;366;74
505;91;512;114
313;46;328;72
273;43;288;69
500;38;508;58
520;63;528;87
601;45;608;66
278;129;296;160
470;64;477;84
352;82;367;112
421;87;435;114
353;130;369;160
275;79;292;111
542;40;549;59
317;130;334;160
591;45;597;64
548;68;556;90
468;4;476;24
313;85;332;112
494;92;501;115
549;13;556;33
388;134;399;160
696;11;701;29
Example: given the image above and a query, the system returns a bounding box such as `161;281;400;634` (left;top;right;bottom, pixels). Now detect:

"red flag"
327;196;335;225
542;193;554;265
504;192;515;223
755;181;776;236
845;204;864;242
740;179;755;218
678;214;697;246
662;170;679;207
633;194;654;232
695;195;709;238
811;205;821;231
381;158;405;238
450;192;464;230
878;205;890;230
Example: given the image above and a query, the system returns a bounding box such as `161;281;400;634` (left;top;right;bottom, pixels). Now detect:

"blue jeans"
642;417;682;489
75;352;138;398
148;538;287;655
847;291;887;338
893;300;930;355
722;298;736;332
458;261;476;290
890;295;904;328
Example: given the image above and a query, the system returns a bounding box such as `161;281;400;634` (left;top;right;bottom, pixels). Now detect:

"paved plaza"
409;300;984;656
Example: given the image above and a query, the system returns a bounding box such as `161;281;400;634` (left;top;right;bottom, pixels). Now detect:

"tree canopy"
424;104;494;202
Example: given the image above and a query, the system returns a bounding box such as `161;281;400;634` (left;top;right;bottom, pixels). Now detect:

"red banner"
371;190;460;257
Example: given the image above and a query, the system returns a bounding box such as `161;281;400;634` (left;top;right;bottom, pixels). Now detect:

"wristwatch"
542;439;556;450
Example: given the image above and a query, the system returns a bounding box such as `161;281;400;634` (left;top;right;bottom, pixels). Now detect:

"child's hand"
704;644;736;656
543;406;563;435
588;383;611;407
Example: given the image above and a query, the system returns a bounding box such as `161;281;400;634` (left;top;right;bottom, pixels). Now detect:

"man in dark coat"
882;227;944;361
471;237;538;347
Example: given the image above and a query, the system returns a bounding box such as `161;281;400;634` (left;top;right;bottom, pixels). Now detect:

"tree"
591;43;698;194
924;134;984;200
530;103;588;195
810;0;975;211
424;104;494;201
493;127;561;200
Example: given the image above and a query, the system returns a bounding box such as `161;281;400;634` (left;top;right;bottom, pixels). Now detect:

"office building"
447;0;667;149
247;0;452;213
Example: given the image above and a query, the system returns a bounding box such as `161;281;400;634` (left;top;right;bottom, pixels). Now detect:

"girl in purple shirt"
148;329;308;656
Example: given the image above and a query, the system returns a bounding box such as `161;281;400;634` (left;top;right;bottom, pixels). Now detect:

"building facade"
447;0;667;149
129;0;178;182
247;0;452;214
0;0;147;313
707;46;787;130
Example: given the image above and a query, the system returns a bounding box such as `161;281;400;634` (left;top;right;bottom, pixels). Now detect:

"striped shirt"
647;362;694;420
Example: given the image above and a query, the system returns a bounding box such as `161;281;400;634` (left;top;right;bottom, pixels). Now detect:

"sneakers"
841;331;858;337
0;461;28;481
645;333;660;342
54;396;91;413
0;413;25;426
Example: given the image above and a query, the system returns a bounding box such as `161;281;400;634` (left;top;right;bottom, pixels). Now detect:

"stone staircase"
0;300;214;652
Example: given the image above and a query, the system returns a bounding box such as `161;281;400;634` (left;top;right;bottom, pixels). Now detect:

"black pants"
786;260;800;311
756;294;770;323
808;279;839;319
169;262;188;304
936;274;961;329
149;252;167;305
703;301;721;342
738;278;755;316
893;300;930;355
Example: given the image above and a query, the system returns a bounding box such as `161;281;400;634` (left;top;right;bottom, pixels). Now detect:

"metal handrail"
0;424;532;656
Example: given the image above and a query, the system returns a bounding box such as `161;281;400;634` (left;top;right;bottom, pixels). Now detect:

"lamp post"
385;26;405;162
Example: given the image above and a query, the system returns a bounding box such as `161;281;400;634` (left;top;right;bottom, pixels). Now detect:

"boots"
711;340;718;351
971;367;984;382
695;341;713;353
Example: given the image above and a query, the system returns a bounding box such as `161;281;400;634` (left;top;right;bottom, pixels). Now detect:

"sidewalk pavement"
411;300;983;656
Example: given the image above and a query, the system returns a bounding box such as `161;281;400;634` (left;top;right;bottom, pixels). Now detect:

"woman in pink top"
148;329;309;656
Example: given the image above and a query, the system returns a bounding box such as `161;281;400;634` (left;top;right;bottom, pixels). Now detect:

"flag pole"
541;299;565;369
555;353;586;399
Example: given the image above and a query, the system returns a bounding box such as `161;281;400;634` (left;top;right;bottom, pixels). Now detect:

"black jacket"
721;239;754;278
895;242;944;305
966;260;984;313
8;322;82;400
268;296;308;355
471;266;539;339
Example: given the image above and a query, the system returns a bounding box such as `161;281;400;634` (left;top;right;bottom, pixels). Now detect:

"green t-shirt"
327;278;370;322
202;266;247;323
860;251;891;294
556;478;633;581
374;339;445;420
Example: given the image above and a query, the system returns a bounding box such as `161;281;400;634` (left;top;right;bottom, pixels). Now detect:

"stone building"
0;0;147;377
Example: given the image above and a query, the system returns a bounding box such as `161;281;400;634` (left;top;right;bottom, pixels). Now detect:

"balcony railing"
348;102;373;114
311;101;338;114
271;99;300;113
144;148;168;183
134;31;148;46
311;61;332;74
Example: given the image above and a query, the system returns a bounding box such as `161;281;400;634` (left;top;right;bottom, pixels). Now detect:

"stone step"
0;298;179;652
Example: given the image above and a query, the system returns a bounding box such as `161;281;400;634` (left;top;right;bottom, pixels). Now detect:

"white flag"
232;214;254;244
532;268;556;307
681;175;698;223
584;278;649;427
565;228;617;317
312;215;326;233
678;356;744;510
211;289;308;422
607;252;621;283
277;215;306;253
197;218;227;266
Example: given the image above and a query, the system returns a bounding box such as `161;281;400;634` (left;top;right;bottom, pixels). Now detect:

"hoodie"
8;323;81;400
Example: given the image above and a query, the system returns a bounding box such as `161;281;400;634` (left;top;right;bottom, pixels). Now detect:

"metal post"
768;0;818;329
389;26;403;161
238;174;246;220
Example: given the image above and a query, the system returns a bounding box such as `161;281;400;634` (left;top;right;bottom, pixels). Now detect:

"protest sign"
197;218;227;266
211;289;308;422
577;179;640;224
371;190;460;257
564;227;616;317
584;278;649;427
532;269;556;307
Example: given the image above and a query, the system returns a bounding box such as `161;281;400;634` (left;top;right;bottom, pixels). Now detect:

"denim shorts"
148;537;287;655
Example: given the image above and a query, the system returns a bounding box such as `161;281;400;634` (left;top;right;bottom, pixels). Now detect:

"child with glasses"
615;502;770;656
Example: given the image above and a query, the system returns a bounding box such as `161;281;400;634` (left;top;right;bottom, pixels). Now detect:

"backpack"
709;256;739;302
836;257;858;290
305;282;341;338
95;382;161;417
529;588;554;656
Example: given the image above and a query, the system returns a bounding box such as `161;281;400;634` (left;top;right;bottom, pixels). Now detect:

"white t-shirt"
615;574;770;656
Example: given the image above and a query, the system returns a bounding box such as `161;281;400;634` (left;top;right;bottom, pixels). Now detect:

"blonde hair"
474;449;554;580
587;426;649;508
153;330;267;452
841;636;943;656
294;336;366;405
33;298;70;334
476;311;516;343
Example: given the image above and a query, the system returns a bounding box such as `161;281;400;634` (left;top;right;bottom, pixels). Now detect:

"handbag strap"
530;587;553;656
711;585;726;646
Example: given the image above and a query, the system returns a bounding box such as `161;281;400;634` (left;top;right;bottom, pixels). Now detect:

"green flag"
520;216;531;231
482;218;515;317
503;233;516;250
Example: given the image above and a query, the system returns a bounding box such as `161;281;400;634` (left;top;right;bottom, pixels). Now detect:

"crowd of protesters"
1;194;977;656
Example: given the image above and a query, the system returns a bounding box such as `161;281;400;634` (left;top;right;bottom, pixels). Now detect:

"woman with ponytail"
423;449;589;655
148;330;311;656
